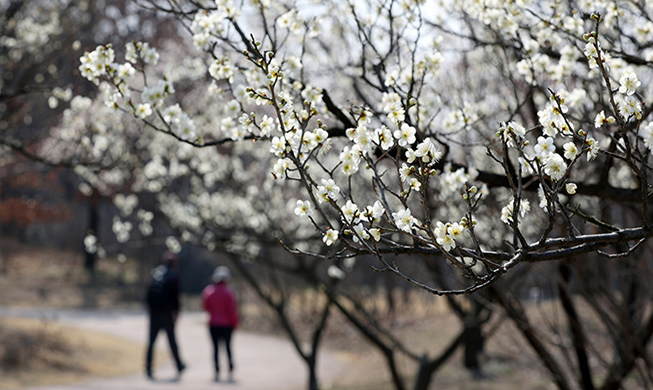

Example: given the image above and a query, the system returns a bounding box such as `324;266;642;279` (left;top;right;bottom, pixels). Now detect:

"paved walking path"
0;308;346;390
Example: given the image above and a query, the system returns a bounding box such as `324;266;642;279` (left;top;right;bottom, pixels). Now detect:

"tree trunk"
557;261;594;390
413;330;465;390
462;322;483;376
84;195;99;277
463;296;488;377
307;356;319;390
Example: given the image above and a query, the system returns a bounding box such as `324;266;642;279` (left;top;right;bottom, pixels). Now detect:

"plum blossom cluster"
339;199;384;245
500;75;625;202
269;125;330;175
112;216;133;243
583;32;643;120
616;72;643;120
79;42;199;141
84;233;99;254
137;210;155;236
190;9;227;50
126;41;160;65
434;221;466;252
162;104;196;140
497;121;526;148
114;193;138;215
267;88;454;251
79;42;159;95
488;13;648;233
438;165;481;198
501;199;531;225
242;50;470;255
295;182;388;247
583;37;611;71
79;44;116;84
522;32;643;187
6;7;62;52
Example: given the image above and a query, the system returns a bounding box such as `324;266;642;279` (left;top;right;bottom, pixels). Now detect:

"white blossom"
618;95;642;119
434;221;455;251
544;153;567;181
363;201;385;222
341;200;359;223
323;228;339;246
375;126;395;150
294;199;313;218
501;199;530;225
393;208;416;232
586;138;600;160
165;236;182;253
394;123;417;147
84;233;98;254
594;110;615;128
112;217;133;243
566;183;577;195
414;138;442;164
135;103;152;119
618;71;641;95
352;223;370;242
447;222;465;240
369;228;381;242
317;179;339;203
534;136;555;159
563;142;579;161
498;121;526;147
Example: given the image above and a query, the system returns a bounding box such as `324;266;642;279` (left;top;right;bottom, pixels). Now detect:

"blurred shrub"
0;320;73;371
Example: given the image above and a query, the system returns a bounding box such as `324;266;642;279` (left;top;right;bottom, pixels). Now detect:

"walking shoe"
177;363;186;378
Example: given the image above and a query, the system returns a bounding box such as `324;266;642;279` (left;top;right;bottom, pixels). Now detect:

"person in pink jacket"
202;266;239;382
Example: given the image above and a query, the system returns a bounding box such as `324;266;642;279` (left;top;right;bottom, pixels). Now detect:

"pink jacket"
202;283;239;328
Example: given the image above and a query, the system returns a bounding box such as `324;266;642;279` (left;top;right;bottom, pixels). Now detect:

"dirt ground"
0;237;558;390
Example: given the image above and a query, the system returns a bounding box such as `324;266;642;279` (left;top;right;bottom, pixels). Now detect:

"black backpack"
146;266;169;310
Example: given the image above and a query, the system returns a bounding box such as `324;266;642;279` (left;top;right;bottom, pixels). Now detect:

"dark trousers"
209;326;234;372
146;311;184;372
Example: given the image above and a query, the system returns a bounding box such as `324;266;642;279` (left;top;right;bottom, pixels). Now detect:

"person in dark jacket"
202;266;239;382
145;251;186;379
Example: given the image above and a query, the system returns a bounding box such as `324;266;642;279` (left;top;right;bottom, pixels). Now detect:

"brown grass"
0;317;144;389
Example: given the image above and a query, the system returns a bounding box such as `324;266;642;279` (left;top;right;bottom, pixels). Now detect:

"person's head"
212;266;231;284
162;251;179;269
